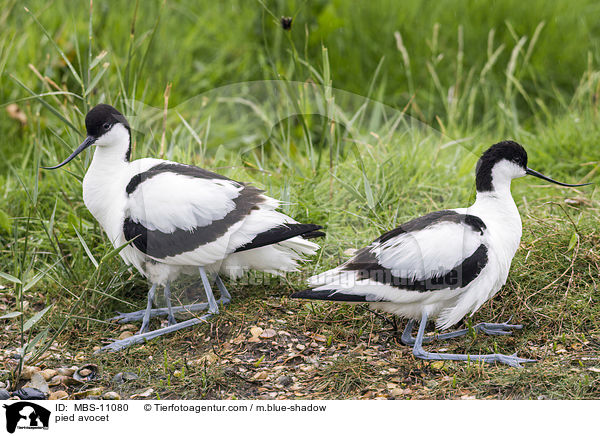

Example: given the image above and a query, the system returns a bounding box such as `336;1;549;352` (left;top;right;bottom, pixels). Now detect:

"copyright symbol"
144;404;152;411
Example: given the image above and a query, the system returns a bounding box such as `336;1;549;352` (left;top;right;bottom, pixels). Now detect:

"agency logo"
3;402;51;434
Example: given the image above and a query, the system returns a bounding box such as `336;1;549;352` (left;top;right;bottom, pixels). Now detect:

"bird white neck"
471;187;522;266
473;162;520;217
473;188;518;211
82;141;131;247
89;144;130;170
91;123;131;164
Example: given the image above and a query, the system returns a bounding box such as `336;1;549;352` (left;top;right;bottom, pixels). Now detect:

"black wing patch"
234;223;324;253
293;211;489;301
342;244;488;292
123;185;265;258
290;289;370;302
339;211;488;292
126;162;233;195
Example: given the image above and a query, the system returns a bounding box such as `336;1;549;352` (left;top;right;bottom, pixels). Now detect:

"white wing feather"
123;163;318;270
309;220;484;293
126;172;242;233
375;221;483;281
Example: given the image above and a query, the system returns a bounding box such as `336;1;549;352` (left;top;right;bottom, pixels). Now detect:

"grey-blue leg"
139;283;157;334
98;271;232;353
401;319;524;345
98;275;218;353
199;266;219;314
401;320;418;344
110;274;232;323
110;303;210;323
97;316;212;353
412;312;536;368
214;274;231;304
164;282;176;325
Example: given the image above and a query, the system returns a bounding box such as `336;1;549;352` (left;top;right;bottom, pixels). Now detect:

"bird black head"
43;104;131;170
84;103;130;138
475;140;590;192
476;141;527;191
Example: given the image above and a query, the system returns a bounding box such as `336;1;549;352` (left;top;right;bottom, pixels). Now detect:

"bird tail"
301;229;327;240
220;224;324;279
291;266;383;302
290;288;368;302
234;223;324;253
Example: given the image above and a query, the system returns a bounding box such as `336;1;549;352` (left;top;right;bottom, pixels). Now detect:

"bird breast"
81;149;132;250
82;172;128;246
470;194;522;284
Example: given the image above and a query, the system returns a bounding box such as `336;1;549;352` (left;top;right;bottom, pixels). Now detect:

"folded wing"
293;210;488;302
123;162;322;267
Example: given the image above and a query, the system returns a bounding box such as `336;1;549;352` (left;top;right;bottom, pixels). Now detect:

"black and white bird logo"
3;402;51;433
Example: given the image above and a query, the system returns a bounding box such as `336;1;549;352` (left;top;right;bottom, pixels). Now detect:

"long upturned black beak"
42;136;96;170
525;168;591;187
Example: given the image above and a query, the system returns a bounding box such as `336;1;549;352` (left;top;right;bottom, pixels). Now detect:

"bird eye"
103;123;111;130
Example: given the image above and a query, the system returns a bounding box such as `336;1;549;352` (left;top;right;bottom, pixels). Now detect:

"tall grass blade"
0;272;22;284
73;225;99;268
23;304;53;332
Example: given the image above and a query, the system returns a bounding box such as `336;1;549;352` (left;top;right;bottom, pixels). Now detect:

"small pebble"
53;375;82;387
112;372;138;384
21;366;40;380
275;375;292;387
260;329;277;339
122;372;138;381
74;364;98;382
130;388;153;399
112;373;123;384
26;372;49;394
49;390;68;400
48;375;62;387
57;367;76;376
249;326;263;337
103;391;121;400
72;388;103;399
39;369;58;381
118;331;133;340
252;371;268;381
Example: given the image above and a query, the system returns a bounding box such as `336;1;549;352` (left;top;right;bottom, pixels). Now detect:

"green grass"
0;0;599;399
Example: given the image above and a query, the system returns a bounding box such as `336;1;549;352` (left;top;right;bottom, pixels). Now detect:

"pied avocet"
44;104;324;351
292;141;590;367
